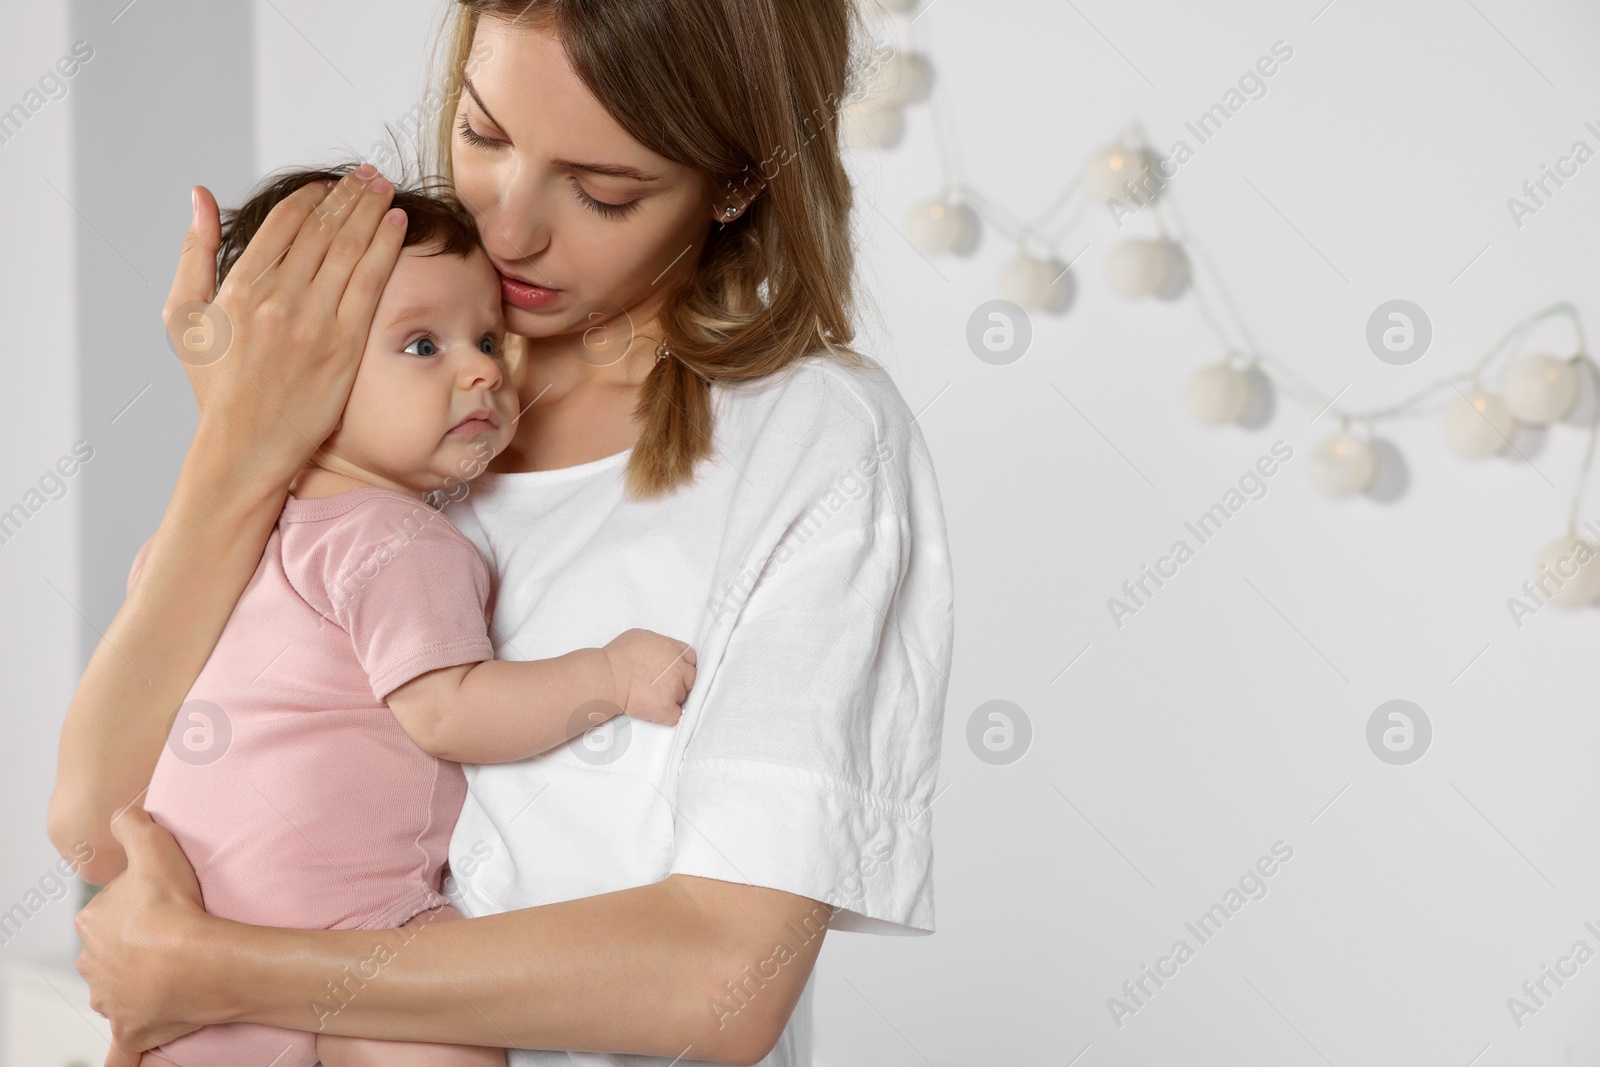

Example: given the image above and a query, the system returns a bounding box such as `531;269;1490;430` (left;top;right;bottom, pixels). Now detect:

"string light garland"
851;1;1600;610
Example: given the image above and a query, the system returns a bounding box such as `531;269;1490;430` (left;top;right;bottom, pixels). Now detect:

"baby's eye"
478;336;495;355
404;337;439;357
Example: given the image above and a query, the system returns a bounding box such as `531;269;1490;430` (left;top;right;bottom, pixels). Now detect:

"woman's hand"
168;165;407;485
75;806;224;1061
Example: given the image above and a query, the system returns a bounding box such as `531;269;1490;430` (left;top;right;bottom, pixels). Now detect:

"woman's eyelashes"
455;114;640;221
456;113;502;151
567;179;641;220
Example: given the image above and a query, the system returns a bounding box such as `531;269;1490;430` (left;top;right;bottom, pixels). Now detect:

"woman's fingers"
160;186;223;356
78;807;210;1056
335;204;408;337
312;167;399;302
165;186;220;307
222;179;334;293
280;164;394;293
106;805;198;899
105;804;159;873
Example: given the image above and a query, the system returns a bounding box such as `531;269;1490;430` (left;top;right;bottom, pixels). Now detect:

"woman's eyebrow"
461;74;506;132
553;158;662;182
461;74;662;183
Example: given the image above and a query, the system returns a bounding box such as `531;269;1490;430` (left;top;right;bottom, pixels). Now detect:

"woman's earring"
655;340;672;363
723;204;740;219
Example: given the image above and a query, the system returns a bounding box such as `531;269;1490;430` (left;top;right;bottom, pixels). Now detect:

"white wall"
9;0;1600;1063
253;0;455;176
824;0;1600;1064
0;5;82;1058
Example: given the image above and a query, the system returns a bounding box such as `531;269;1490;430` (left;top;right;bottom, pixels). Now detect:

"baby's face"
321;243;518;493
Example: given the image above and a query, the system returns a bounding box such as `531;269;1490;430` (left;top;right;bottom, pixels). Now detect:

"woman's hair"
216;162;483;287
429;0;874;498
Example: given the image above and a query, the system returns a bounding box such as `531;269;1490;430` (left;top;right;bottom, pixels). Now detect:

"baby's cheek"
492;419;516;455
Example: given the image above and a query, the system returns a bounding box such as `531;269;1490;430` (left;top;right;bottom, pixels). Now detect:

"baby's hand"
601;628;697;726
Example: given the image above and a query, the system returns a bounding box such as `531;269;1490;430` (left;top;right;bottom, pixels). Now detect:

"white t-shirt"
440;352;954;1067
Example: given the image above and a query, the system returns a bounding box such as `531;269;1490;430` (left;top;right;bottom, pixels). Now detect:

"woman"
50;1;953;1063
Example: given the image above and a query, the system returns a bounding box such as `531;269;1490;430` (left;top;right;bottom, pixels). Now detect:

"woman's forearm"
48;425;289;884
197;875;820;1064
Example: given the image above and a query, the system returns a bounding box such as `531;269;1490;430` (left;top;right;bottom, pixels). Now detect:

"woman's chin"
502;301;570;337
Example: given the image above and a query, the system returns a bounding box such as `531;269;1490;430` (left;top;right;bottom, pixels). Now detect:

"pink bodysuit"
134;487;496;1066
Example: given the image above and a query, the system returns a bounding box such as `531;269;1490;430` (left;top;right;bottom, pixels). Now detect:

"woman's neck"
516;326;661;406
492;321;661;473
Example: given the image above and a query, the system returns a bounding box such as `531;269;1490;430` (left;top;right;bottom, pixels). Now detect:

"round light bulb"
1106;238;1185;299
1307;431;1377;497
1442;388;1518;458
1502;353;1578;426
998;253;1073;314
1533;536;1600;607
867;51;934;107
1082;143;1158;204
842;100;906;150
904;198;981;256
1186;363;1253;425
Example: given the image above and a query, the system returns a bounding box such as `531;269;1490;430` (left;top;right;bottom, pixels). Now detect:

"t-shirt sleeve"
302;501;497;702
668;375;955;936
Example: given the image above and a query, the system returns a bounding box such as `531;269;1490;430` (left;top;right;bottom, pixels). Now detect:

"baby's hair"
216;162;483;287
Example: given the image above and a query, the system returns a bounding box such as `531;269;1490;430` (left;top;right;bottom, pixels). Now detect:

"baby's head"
218;164;518;498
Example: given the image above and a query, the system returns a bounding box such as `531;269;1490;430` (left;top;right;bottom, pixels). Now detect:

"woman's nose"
472;175;553;266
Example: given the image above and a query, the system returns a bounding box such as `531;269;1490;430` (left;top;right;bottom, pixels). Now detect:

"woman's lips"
497;268;561;310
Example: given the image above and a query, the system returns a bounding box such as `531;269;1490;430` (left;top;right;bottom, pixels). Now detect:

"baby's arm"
385;628;697;764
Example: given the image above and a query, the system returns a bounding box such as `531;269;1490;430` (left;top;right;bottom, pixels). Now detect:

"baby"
126;164;697;1066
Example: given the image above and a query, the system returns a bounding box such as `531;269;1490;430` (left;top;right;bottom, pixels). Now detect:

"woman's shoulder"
717;348;895;398
711;350;935;516
714;350;918;454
